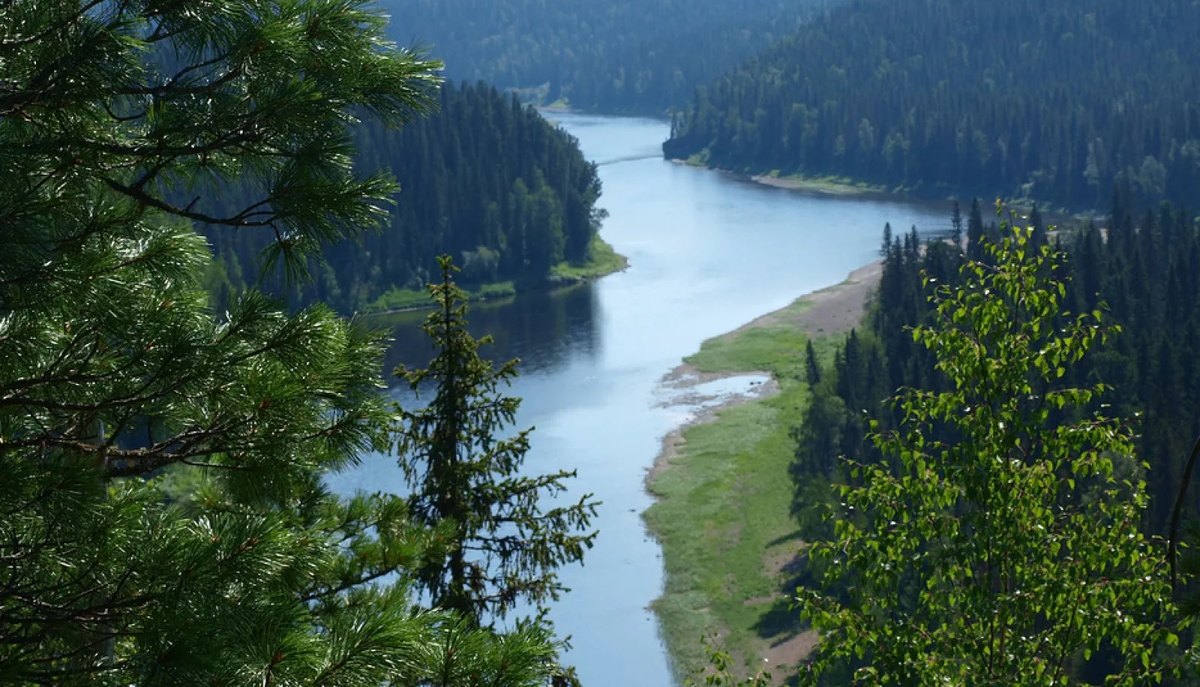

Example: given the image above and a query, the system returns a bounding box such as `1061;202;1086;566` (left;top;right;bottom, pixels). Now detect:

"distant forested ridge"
202;81;605;313
664;0;1200;210
379;0;821;115
795;198;1200;550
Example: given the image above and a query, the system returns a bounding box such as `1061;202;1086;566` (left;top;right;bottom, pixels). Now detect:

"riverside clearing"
644;260;882;683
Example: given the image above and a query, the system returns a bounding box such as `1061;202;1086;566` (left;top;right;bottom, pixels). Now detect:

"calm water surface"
329;114;948;686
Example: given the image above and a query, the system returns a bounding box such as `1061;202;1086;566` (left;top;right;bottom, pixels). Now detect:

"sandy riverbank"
749;173;886;197
670;158;891;199
673;160;1101;227
648;259;881;486
643;259;882;683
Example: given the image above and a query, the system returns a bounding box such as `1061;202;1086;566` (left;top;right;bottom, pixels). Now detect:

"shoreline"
670;158;1101;224
750;172;887;197
646;259;882;487
643;259;881;684
670;159;893;203
359;237;629;318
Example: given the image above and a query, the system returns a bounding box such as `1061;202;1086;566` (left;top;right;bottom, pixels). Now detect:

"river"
328;113;949;685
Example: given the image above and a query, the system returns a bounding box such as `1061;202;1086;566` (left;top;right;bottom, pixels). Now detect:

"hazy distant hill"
380;0;825;115
664;0;1200;210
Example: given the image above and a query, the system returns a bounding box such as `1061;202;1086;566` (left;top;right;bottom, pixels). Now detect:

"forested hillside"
202;81;606;314
380;0;820;115
664;0;1200;210
795;198;1200;552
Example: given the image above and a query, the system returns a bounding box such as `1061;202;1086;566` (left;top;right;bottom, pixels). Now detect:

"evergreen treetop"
396;256;600;624
0;1;566;682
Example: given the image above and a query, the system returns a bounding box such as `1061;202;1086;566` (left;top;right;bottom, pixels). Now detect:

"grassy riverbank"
645;266;879;683
548;234;627;282
362;235;627;315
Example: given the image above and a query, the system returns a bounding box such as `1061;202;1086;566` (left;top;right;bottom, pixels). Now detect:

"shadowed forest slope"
202;82;606;313
379;0;825;115
665;0;1200;210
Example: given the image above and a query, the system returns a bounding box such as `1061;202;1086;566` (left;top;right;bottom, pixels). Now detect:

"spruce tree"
396;257;600;622
0;1;561;682
1029;203;1046;247
804;340;822;387
950;200;964;247
967;197;985;260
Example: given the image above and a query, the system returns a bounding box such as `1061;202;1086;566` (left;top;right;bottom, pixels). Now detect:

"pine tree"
0;1;562;682
396;256;600;623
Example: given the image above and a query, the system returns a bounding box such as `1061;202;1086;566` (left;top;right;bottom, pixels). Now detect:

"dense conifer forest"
664;0;1200;210
795;197;1200;550
380;0;821;115
201;81;605;313
14;0;1200;683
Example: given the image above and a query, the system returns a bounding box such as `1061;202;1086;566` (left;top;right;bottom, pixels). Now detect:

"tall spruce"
1029;203;1046;247
966;197;985;260
803;340;822;386
396;257;600;622
950;200;964;247
0;0;565;682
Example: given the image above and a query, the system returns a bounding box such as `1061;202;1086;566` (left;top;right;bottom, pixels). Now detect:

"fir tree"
1029;203;1046;246
950;200;964;247
967;197;985;260
804;340;822;386
396;257;600;623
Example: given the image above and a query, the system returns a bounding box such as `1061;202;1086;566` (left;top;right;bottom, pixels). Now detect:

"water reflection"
373;281;602;375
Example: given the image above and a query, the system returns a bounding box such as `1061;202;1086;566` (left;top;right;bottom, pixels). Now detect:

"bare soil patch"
731;260;881;337
764;630;821;674
750;174;871;197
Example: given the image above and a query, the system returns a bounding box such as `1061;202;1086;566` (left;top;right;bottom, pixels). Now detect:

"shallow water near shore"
327;113;948;686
